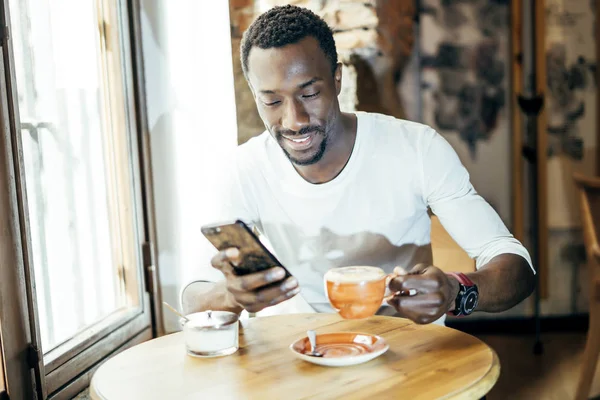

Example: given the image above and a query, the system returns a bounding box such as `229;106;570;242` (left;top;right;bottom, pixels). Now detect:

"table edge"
443;348;501;400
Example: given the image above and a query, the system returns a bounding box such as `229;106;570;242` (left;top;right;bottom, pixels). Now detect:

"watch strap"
446;272;477;317
446;271;475;287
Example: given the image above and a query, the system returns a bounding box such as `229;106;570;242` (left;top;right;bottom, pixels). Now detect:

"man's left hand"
386;264;460;324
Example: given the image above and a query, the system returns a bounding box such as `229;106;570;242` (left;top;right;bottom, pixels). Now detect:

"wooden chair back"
573;173;600;299
573;172;600;400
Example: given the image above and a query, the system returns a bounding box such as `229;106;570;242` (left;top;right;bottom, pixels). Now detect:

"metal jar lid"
184;310;239;329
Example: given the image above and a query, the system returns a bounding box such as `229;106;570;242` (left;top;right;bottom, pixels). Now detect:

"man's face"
247;36;342;166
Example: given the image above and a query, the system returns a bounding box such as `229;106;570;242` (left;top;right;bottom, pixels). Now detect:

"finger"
386;267;407;290
234;279;301;313
388;263;432;292
386;293;445;324
398;265;446;293
231;276;298;302
229;267;289;292
391;292;445;309
386;295;419;321
263;284;302;310
383;289;414;303
400;276;441;292
406;263;429;274
386;267;409;297
210;248;240;274
388;274;440;294
386;272;397;284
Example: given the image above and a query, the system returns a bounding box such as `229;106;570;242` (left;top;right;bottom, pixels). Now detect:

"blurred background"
139;0;596;330
1;0;599;399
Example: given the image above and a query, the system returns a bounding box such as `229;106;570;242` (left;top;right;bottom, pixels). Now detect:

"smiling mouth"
288;136;310;143
281;133;315;150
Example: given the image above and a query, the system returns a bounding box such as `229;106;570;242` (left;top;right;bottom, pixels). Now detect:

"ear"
334;63;342;96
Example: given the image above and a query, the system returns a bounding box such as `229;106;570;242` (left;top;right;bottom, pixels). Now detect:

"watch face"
462;289;478;314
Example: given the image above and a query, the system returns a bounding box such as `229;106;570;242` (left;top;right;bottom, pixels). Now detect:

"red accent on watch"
446;272;475;287
446;272;476;318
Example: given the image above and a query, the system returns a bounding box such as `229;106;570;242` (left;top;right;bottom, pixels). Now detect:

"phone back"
201;221;286;276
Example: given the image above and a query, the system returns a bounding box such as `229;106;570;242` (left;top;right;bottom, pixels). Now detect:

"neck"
293;112;357;184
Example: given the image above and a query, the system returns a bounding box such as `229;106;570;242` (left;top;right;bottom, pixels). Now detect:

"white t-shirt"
197;112;533;321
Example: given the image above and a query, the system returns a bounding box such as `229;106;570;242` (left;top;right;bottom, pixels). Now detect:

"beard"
275;125;328;166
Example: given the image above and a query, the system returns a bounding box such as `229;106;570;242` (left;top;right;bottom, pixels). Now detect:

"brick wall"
229;0;416;144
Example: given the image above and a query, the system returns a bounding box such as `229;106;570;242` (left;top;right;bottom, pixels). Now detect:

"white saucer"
289;332;389;367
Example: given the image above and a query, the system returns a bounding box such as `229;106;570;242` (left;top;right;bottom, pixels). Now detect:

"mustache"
276;126;324;137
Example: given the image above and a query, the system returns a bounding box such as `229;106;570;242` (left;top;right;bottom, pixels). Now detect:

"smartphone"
201;219;292;278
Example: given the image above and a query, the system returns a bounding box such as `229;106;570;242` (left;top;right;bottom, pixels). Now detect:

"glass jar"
181;310;239;357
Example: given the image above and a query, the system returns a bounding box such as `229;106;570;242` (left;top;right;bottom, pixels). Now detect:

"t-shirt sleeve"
419;127;534;272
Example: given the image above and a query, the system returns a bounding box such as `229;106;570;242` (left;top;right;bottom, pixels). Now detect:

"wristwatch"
446;272;478;317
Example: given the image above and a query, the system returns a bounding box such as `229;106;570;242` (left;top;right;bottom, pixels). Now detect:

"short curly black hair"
240;5;338;79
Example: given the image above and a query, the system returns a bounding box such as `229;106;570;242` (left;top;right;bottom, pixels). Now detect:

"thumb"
393;266;408;276
406;263;429;275
387;266;408;286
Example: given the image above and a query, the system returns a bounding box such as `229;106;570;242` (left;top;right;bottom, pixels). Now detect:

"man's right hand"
211;248;300;313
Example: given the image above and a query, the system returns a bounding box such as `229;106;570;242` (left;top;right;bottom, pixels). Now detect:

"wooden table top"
90;313;499;400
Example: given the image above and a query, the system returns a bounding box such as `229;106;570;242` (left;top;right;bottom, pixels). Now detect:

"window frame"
0;0;163;397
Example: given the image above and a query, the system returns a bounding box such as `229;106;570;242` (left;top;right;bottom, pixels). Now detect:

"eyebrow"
259;77;322;94
298;77;322;89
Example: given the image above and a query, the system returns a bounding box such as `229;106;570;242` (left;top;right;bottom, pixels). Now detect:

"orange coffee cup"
324;266;387;319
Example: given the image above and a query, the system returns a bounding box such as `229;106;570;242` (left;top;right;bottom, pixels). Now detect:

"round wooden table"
90;313;499;399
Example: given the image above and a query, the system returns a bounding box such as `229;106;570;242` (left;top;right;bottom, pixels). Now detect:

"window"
12;0;135;353
0;0;162;397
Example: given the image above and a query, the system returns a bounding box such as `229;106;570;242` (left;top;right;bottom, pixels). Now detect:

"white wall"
140;0;239;332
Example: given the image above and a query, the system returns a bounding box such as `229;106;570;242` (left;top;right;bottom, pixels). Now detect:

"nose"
281;98;310;132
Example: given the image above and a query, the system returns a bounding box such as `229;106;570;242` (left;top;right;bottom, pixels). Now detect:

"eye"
302;91;320;99
262;100;281;107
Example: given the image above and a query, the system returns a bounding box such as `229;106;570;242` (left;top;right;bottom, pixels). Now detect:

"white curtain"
141;0;239;332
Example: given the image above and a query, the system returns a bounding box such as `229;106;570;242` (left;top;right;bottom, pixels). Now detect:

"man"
182;5;535;325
